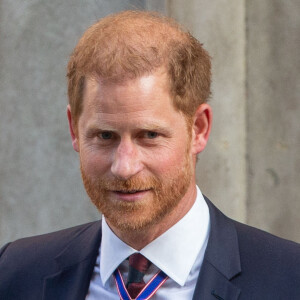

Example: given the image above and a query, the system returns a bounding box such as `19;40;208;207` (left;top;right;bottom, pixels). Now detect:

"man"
0;10;299;300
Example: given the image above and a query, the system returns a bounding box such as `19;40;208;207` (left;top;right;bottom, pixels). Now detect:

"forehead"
82;70;173;115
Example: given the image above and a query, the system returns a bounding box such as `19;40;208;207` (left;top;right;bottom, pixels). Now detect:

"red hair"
67;10;211;127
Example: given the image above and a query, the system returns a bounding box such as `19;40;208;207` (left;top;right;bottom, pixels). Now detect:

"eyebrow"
84;122;172;135
140;123;170;132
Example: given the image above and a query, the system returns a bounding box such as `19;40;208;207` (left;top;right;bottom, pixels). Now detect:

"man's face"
74;70;197;232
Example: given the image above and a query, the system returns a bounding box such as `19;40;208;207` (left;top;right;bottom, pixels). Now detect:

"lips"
111;189;151;201
114;189;150;194
116;190;139;194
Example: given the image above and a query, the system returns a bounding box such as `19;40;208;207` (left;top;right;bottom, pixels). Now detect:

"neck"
106;184;197;250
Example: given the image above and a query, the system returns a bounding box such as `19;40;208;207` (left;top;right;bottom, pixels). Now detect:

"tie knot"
128;253;151;274
113;254;167;299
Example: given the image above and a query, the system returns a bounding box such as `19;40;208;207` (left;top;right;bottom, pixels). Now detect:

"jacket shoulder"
0;221;100;261
233;221;300;297
204;196;300;298
234;220;300;261
0;221;101;299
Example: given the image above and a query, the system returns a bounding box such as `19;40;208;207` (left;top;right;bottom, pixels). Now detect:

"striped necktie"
126;253;151;298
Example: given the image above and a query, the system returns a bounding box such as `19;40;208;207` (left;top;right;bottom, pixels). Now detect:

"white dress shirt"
86;186;210;299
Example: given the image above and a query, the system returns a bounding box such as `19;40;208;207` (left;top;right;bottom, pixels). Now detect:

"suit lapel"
43;221;102;300
193;197;241;300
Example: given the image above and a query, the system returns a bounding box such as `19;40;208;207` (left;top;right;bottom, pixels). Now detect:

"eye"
99;131;113;140
146;131;159;139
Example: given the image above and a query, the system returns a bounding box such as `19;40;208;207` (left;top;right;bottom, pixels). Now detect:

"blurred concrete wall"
0;0;299;245
246;0;300;241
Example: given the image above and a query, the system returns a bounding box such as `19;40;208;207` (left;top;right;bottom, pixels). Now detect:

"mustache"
95;176;162;192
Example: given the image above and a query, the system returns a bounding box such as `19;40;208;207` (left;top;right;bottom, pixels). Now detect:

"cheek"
80;148;110;176
143;144;188;175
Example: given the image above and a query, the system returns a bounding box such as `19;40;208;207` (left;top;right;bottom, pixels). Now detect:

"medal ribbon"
113;268;168;300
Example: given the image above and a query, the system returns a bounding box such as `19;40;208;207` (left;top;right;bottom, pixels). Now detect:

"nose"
110;137;143;180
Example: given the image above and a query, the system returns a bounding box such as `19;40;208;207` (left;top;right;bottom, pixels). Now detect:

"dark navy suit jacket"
1;197;299;299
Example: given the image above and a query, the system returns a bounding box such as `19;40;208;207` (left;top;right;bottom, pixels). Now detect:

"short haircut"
67;10;211;128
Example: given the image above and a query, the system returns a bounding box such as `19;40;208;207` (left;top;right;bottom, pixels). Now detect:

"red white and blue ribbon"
113;268;168;300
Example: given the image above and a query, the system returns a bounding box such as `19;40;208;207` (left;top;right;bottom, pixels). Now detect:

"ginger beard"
80;144;193;233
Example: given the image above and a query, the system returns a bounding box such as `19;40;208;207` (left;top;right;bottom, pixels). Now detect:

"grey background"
1;0;299;245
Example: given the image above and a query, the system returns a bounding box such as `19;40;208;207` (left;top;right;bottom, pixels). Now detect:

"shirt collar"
100;186;210;287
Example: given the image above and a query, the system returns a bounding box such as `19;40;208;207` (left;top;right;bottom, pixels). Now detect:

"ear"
191;103;212;155
67;105;79;152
